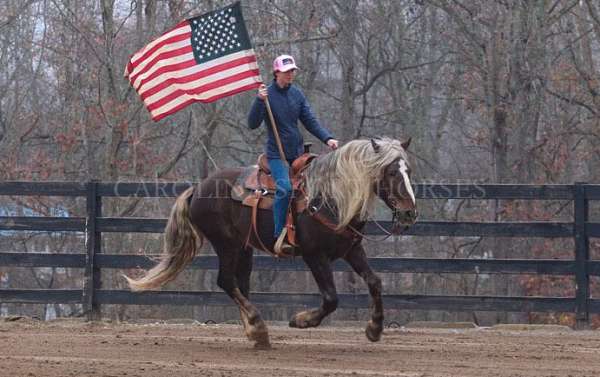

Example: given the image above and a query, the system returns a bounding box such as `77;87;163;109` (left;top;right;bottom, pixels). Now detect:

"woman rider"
247;54;338;255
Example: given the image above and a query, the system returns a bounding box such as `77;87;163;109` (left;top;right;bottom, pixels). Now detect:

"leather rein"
346;211;411;243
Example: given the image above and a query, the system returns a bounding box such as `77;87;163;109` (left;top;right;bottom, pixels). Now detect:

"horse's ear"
401;137;412;150
371;138;381;153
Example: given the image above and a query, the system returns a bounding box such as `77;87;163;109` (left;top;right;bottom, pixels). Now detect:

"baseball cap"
273;54;298;72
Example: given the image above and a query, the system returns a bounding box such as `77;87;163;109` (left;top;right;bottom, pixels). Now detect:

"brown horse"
125;137;417;348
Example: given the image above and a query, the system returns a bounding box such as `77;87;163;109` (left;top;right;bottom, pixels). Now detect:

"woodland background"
1;0;600;326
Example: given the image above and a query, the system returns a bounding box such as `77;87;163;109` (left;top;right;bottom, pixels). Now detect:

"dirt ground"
2;318;600;377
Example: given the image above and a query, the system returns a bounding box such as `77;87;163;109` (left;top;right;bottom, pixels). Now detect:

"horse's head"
373;138;418;229
304;137;418;231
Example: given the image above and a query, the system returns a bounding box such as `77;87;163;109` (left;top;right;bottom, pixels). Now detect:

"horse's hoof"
247;323;270;345
246;327;264;341
289;313;306;328
365;321;382;342
290;317;315;329
289;310;320;328
253;341;272;350
289;314;310;328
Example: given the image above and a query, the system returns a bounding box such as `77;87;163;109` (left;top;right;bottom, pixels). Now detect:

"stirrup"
274;228;295;257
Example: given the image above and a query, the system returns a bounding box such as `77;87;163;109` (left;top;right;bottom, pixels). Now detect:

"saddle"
231;152;317;255
243;153;317;194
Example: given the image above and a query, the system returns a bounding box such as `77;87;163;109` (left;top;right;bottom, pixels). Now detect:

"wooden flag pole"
264;96;289;166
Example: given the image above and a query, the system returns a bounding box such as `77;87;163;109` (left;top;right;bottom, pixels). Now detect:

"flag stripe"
137;50;257;96
147;68;260;111
144;67;258;109
150;75;260;115
132;52;195;90
128;33;192;76
203;81;262;102
130;46;193;89
151;79;261;121
129;22;190;66
133;50;256;94
140;55;258;100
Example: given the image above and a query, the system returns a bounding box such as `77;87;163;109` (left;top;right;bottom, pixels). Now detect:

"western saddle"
231;143;315;254
239;153;317;196
231;144;360;257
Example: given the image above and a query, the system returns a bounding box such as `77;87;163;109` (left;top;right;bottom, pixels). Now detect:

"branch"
567;44;600;98
113;1;138;40
409;150;443;176
0;0;37;30
425;0;486;53
585;0;600;41
547;0;562;16
50;0;107;66
313;87;342;103
353;52;450;98
155;113;193;177
118;113;194;217
545;0;580;27
545;87;597;116
254;32;338;47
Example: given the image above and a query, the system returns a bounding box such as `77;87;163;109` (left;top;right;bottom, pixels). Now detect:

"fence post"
574;182;590;329
83;180;102;321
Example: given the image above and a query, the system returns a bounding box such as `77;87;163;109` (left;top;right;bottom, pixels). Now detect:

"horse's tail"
124;187;204;291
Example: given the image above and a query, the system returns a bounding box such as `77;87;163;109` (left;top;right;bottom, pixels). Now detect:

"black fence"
1;181;599;327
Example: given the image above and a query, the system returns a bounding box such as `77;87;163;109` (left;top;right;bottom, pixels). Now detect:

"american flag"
124;2;262;121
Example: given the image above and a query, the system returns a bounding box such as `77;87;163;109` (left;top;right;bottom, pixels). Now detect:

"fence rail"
0;181;598;327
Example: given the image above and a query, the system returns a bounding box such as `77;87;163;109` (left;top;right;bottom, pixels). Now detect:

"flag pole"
263;93;289;167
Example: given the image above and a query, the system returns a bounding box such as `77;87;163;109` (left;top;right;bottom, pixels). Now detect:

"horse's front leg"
289;253;337;328
344;243;384;342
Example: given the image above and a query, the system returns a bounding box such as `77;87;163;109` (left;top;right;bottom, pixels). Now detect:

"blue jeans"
268;158;294;238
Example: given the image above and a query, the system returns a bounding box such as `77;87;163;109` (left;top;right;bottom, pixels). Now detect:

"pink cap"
273;54;298;72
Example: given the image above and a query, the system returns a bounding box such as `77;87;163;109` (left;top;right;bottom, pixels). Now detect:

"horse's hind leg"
289;253;337;328
344;244;383;342
215;245;270;349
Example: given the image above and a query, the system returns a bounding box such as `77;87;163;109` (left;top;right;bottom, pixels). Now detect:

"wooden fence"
0;181;599;327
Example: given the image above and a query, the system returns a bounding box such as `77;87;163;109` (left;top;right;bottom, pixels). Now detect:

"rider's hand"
327;139;339;150
257;84;268;101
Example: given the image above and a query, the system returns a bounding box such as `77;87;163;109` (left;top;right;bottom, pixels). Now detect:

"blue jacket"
247;80;334;160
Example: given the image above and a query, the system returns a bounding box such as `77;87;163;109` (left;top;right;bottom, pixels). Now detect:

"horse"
125;137;417;349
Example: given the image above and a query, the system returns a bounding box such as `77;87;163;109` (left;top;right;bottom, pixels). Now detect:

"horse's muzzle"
390;209;417;235
395;209;418;226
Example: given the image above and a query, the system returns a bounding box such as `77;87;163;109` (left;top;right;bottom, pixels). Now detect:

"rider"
247;54;339;255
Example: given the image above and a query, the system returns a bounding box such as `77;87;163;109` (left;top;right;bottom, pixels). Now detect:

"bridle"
302;154;416;244
347;211;412;243
347;163;415;243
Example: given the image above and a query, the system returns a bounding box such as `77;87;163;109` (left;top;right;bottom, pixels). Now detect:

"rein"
347;212;409;243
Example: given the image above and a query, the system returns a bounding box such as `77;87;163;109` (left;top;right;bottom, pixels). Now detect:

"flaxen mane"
304;138;408;229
